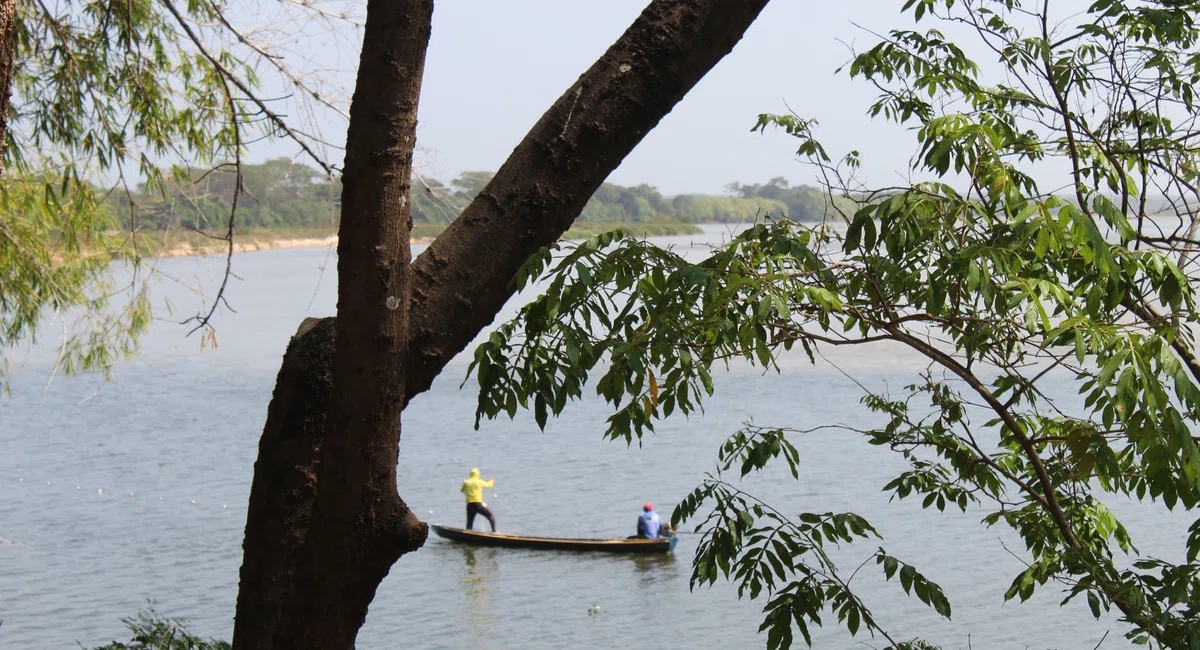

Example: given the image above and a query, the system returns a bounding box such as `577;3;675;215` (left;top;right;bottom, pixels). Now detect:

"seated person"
636;503;662;539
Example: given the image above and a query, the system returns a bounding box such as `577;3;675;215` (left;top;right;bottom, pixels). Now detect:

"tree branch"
403;0;772;406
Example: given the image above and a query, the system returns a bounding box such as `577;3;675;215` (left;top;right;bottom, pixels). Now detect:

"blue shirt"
637;511;662;538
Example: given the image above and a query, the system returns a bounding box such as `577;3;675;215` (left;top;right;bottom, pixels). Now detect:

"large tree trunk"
232;0;433;647
232;2;770;648
272;0;433;639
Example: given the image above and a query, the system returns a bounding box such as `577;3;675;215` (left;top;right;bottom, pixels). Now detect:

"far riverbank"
136;220;703;258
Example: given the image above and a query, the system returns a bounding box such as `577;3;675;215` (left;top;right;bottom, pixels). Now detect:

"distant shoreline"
152;234;441;258
141;221;703;259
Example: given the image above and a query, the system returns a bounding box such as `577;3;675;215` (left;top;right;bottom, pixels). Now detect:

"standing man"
461;468;496;532
636;503;661;539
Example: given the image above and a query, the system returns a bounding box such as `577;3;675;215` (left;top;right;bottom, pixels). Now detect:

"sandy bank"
154;234;437;259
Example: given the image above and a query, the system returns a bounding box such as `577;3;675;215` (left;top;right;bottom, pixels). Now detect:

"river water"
1;226;1191;649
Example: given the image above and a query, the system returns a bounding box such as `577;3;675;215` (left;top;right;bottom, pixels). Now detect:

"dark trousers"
466;502;495;531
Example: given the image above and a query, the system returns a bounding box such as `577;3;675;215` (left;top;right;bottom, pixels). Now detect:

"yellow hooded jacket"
461;468;494;504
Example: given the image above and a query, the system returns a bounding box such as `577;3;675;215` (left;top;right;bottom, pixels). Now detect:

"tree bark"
232;1;769;648
405;0;771;402
0;0;16;174
230;317;335;650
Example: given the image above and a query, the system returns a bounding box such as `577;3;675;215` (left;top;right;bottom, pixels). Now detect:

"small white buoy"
76;485;80;490
19;477;23;482
46;481;51;485
98;488;103;495
222;504;227;509
159;497;164;501
191;500;196;504
129;492;135;497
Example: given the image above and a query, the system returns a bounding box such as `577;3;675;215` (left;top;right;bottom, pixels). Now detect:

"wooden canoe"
430;524;678;554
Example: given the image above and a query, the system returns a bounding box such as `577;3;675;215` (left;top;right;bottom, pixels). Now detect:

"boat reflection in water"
456;545;499;627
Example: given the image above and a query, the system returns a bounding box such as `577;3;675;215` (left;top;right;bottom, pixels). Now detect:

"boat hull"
430;524;678;554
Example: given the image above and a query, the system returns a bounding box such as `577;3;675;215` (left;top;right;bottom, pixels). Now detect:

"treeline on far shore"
111;159;840;234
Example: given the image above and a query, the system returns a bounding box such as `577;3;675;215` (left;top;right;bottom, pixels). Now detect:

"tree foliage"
114;158;339;232
425;169;835;225
107;158;834;236
87;606;230;650
472;0;1200;647
2;0;351;380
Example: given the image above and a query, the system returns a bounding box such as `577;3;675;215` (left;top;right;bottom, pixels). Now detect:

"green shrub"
84;607;229;650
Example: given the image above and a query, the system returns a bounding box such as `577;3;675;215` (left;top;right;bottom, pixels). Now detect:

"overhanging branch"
403;0;772;406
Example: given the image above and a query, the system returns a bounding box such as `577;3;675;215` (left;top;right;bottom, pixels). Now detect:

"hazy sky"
257;1;924;195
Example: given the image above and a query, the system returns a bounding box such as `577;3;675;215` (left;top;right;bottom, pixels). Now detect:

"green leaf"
900;564;915;593
534;393;548;430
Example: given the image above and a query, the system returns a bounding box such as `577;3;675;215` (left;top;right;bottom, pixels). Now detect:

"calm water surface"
1;226;1190;649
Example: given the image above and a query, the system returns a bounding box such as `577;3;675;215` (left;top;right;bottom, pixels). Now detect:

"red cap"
643;503;653;511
